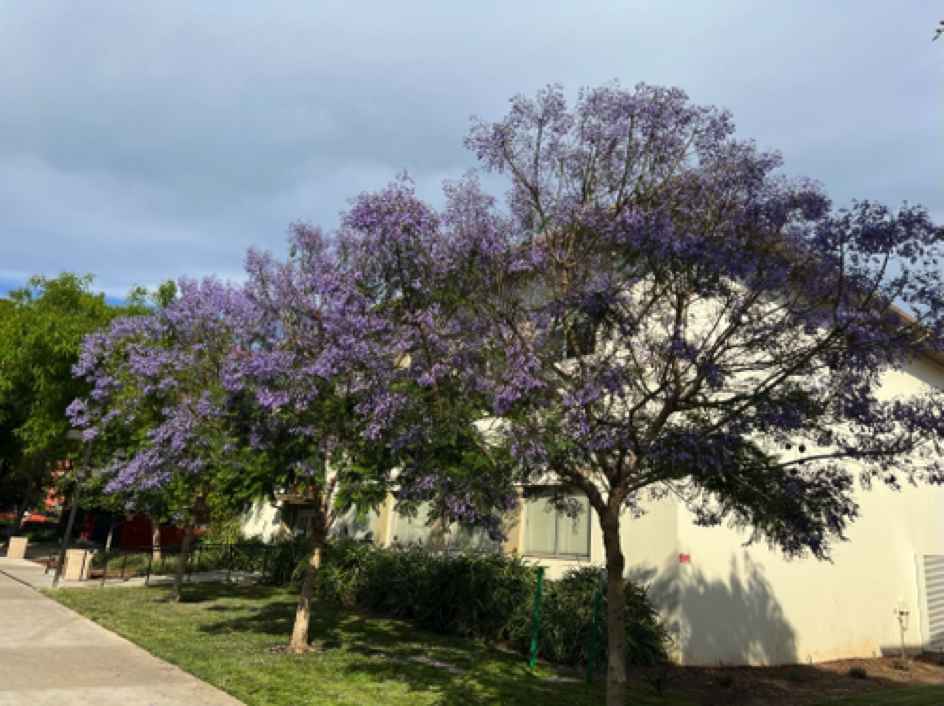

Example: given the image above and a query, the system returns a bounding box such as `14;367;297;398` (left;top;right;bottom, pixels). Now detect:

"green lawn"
813;685;944;706
44;583;683;705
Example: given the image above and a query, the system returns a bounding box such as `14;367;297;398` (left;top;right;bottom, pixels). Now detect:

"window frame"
391;500;433;547
523;487;592;559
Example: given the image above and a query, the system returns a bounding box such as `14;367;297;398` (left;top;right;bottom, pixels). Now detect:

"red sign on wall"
678;553;691;563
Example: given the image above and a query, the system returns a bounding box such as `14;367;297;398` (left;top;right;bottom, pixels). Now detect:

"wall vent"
922;554;943;652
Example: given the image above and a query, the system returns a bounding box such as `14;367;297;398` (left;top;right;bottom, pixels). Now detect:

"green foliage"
0;274;121;516
0;274;115;456
90;542;273;577
507;566;670;670
201;497;248;545
125;279;178;310
272;538;670;669
14;521;61;543
268;533;316;585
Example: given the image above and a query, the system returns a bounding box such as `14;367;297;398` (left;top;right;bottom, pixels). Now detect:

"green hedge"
16;521;62;543
273;536;669;669
90;542;273;576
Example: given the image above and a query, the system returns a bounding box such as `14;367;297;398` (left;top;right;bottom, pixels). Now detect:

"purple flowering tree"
333;175;520;536
408;83;939;704
239;209;518;652
238;224;397;653
69;277;263;602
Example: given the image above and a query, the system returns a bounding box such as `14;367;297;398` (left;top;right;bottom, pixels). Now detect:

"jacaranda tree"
238;213;517;652
341;83;942;704
69;277;265;602
238;225;398;652
333;176;519;536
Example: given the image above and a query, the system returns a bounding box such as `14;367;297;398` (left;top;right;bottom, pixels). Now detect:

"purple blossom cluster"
68;81;942;566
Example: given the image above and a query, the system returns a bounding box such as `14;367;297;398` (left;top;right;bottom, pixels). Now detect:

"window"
332;506;378;540
549;319;597;361
524;489;591;558
392;501;432;546
294;508;314;537
446;524;501;553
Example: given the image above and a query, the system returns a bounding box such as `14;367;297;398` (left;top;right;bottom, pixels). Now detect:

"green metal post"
528;566;545;671
586;567;605;683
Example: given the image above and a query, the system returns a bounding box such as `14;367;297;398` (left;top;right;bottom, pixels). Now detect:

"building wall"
242;355;941;667
674;480;943;666
670;356;944;666
240;502;281;543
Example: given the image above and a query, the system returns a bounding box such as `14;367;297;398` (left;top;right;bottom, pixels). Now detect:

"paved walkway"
0;560;244;705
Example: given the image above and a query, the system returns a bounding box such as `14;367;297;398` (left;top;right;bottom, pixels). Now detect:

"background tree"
239;225;414;653
61;279;180;555
238;207;519;652
70;277;264;602
0;273;119;534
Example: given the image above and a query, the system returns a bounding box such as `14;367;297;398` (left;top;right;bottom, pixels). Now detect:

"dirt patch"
625;653;943;705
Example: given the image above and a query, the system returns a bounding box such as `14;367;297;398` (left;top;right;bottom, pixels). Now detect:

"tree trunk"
104;515;118;551
151;518;162;561
11;479;33;536
288;517;326;653
169;509;198;603
600;507;627;706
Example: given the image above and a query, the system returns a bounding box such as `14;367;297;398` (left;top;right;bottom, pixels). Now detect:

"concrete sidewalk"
0;567;244;705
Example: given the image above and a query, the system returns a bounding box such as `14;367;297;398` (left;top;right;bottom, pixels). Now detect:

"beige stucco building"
242;353;943;666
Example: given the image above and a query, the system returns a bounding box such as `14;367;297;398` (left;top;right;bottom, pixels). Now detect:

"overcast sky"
1;1;940;300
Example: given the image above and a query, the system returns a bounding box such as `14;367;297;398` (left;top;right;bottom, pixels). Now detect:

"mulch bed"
625;653;943;705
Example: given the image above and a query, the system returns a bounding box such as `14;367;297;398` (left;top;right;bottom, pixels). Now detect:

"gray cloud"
1;1;939;297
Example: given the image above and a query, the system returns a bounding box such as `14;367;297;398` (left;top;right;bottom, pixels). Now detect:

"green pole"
586;567;605;683
528;566;545;671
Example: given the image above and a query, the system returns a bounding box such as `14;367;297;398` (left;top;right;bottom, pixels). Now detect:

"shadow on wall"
629;551;798;666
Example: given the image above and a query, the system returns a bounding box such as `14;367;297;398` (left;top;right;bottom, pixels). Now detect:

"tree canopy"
63;82;942;704
0;273;122;531
312;82;942;704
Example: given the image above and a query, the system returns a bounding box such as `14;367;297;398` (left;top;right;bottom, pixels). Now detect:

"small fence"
46;542;277;587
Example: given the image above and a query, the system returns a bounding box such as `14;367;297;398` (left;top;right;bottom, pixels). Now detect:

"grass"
44;583;685;705
813;685;944;705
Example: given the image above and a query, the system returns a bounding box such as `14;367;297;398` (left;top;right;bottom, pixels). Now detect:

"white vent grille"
923;555;944;651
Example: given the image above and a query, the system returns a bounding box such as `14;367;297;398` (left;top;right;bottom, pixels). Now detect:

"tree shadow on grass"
190;584;631;705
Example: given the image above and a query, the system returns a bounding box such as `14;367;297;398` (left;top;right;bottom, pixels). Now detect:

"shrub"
274;538;671;670
506;567;669;668
20;521;61;543
643;661;676;696
269;534;315;585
